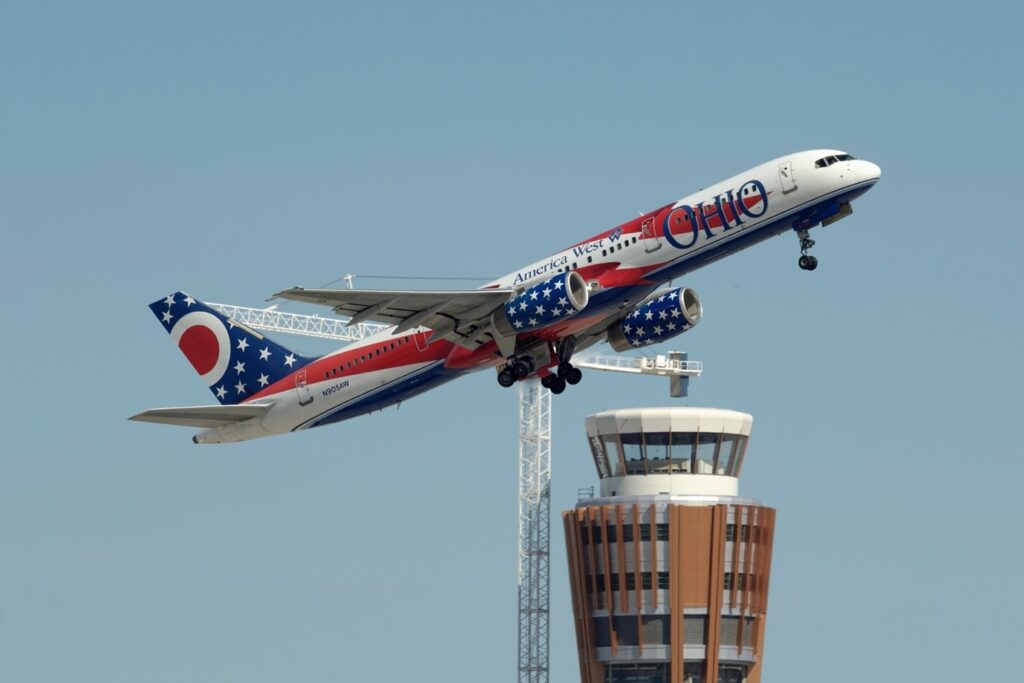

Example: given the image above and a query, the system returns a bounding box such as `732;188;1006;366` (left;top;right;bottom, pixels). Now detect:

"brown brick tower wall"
563;501;776;683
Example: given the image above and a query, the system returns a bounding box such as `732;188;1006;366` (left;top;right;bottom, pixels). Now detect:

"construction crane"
206;298;701;683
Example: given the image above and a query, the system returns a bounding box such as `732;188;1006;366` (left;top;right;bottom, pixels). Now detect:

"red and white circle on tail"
169;311;232;386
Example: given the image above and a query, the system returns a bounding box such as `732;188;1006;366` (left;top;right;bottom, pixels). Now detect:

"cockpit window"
814;153;856;168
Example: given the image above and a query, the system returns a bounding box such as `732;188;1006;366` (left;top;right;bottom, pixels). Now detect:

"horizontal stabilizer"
128;403;273;429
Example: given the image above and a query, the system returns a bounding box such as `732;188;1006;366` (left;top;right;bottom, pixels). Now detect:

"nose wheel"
796;229;819;271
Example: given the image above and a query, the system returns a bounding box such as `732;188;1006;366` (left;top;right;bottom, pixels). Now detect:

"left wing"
272;286;514;345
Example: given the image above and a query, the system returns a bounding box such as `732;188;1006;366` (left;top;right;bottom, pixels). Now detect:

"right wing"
128;403;273;429
272;286;515;347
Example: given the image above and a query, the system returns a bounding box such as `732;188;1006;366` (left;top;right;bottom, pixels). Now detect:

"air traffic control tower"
563;408;776;683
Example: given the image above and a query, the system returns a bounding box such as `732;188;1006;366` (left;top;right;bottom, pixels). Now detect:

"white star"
530;290;539;301
259;347;271;361
284;353;296;367
631;339;642;347
535;304;546;315
183;295;196;307
644;311;654;321
164;294;175;306
653;325;663;335
551;308;562;317
542;287;552;298
671;309;681;318
668;290;678;300
215;386;227;399
624;324;632;334
227;319;237;329
161;310;173;323
237;337;249;352
528;317;538;326
514;320;524;329
554;280;564;290
657;295;666;303
519;301;528;311
235;381;246;394
257;373;270;387
659;311;668;320
667;322;677;331
558;297;568;307
507;305;516;317
234;360;245;374
636;327;646;336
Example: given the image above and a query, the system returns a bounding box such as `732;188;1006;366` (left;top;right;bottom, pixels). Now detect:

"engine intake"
607;287;702;352
492;271;589;336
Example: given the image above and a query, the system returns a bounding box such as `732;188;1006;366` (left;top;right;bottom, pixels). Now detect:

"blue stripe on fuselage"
301;361;462;429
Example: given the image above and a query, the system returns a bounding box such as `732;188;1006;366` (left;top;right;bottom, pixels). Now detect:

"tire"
557;361;572;378
497;369;516;388
806;255;819;271
512;360;531;379
540;374;556;389
798;255;811;270
565;367;583;385
550;377;567;395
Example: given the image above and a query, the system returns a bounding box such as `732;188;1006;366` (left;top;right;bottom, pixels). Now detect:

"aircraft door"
641;216;662;253
779;160;797;193
295;369;314;406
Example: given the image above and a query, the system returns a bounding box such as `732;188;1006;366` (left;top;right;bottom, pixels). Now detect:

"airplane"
131;149;881;443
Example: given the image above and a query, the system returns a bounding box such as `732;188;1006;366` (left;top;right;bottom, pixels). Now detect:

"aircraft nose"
861;160;882;182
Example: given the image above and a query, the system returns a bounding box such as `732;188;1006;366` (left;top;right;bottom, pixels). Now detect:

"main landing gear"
539;361;583;395
495;336;583;395
497;355;534;388
796;228;819;271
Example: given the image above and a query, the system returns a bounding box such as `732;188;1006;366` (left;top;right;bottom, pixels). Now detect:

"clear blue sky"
2;2;1022;681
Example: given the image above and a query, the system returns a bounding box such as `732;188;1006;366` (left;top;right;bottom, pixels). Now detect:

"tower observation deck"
563;408;776;683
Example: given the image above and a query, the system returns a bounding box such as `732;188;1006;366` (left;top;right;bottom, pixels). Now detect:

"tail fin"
148;291;316;405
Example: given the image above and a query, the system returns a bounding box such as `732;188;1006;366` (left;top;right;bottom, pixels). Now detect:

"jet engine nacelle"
492;271;590;336
607;287;702;352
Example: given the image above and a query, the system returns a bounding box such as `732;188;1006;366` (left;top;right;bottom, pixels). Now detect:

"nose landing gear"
796;228;819;271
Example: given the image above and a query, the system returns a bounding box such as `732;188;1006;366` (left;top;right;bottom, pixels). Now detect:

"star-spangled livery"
132;149;881;443
148;293;314;405
605;287;699;352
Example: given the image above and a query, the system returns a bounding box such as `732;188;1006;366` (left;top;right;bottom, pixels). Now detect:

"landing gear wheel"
796;228;818;271
557;361;573;378
540;374;556;389
512;359;531;380
798;254;818;271
550;377;567;395
497;369;516;388
565;366;583;385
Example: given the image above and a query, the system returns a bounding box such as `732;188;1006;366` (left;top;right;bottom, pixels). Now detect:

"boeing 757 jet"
132;150;880;443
